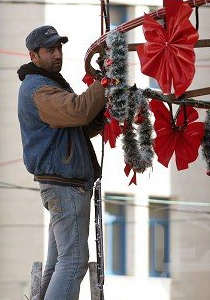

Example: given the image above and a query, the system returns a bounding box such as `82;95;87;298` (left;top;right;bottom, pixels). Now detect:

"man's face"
30;42;63;73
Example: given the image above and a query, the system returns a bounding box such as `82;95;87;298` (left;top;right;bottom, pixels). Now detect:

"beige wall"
170;7;210;300
0;3;45;299
1;2;210;300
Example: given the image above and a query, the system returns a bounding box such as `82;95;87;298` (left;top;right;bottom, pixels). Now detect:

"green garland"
202;110;210;175
105;30;154;173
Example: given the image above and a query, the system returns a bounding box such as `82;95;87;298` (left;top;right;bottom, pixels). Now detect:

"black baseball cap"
26;25;68;51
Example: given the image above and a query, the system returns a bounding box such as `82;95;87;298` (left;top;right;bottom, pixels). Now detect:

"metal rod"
106;0;110;32
127;39;210;51
101;0;104;36
94;179;105;300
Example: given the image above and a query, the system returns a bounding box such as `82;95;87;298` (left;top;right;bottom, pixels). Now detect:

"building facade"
0;1;210;300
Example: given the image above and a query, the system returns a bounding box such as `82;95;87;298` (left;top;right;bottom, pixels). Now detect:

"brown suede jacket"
34;81;106;130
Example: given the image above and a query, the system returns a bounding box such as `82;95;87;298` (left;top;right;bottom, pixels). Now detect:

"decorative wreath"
83;0;210;184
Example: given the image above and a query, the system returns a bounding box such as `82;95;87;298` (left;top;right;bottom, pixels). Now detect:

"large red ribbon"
150;100;204;170
137;0;198;98
124;163;137;185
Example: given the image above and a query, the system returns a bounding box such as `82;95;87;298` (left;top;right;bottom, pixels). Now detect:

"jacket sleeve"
33;80;107;128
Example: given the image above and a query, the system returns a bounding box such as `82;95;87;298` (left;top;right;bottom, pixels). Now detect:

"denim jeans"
39;183;92;300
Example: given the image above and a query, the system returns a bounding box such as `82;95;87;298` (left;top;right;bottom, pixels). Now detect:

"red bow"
150;100;204;170
82;74;95;86
137;0;198;98
103;106;122;148
124;163;137;185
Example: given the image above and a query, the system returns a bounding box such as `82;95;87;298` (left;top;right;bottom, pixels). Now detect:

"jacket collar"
17;62;73;91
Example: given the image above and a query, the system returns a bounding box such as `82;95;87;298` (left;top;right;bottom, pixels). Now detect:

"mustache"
54;59;62;64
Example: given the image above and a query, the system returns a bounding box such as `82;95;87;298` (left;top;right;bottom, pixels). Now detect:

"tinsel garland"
105;30;129;122
122;88;154;172
202;110;210;175
104;30;154;176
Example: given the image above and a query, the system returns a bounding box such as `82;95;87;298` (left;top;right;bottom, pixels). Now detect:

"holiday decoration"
83;0;210;182
137;0;199;98
103;105;122;148
105;30;129;122
82;74;95;86
122;88;154;175
150;100;204;170
202;110;210;175
104;31;154;184
81;2;210;300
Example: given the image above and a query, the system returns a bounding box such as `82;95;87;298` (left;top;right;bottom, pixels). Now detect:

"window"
149;77;160;90
104;193;134;275
109;5;128;29
149;198;170;277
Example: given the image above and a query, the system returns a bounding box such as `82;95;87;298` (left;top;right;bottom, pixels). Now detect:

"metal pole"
101;0;104;36
94;179;105;300
106;0;110;32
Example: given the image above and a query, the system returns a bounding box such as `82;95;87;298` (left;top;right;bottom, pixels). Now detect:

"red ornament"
137;0;198;98
105;58;113;66
150;100;204;170
101;77;109;87
134;114;144;124
134;108;145;124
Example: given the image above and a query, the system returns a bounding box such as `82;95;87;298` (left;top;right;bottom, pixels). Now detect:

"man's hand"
95;70;104;81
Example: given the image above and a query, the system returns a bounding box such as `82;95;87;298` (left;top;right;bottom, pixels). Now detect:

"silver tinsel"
122;89;154;173
105;30;129;122
105;30;154;174
202;110;210;174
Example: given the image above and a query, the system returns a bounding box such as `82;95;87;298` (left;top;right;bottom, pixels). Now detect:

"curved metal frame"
84;0;210;107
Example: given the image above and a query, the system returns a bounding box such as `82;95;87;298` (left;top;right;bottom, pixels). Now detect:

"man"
17;25;106;300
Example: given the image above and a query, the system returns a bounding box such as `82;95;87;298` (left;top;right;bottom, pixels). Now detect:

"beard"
51;59;62;73
37;58;62;73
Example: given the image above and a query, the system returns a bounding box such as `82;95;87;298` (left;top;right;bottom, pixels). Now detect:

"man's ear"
29;51;39;64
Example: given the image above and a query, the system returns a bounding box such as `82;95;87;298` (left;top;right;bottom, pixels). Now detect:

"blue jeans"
39;183;92;300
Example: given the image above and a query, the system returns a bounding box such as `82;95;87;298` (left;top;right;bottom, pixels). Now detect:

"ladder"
29;261;102;300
